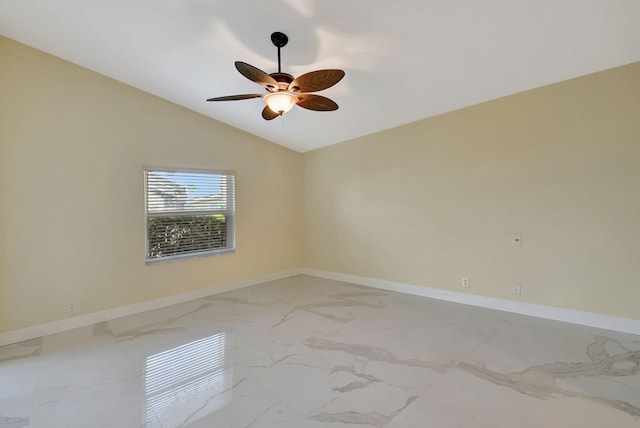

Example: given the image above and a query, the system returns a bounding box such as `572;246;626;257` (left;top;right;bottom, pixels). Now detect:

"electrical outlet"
512;284;522;295
67;300;76;312
462;277;470;288
512;234;522;246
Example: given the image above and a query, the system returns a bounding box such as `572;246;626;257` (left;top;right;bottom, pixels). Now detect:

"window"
145;168;235;262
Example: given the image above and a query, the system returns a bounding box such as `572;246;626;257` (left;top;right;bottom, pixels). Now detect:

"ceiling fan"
207;32;345;120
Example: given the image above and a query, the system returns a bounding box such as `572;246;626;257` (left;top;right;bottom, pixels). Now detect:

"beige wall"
303;62;640;320
2;35;639;335
0;37;303;333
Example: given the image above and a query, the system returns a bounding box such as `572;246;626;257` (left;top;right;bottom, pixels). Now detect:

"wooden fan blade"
262;105;279;120
235;61;278;89
289;69;345;93
206;94;263;101
296;94;339;111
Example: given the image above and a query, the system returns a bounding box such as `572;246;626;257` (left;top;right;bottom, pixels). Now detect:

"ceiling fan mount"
207;32;345;120
270;31;288;49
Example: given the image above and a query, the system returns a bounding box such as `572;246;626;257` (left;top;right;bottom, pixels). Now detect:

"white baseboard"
302;268;640;336
0;269;303;347
3;267;638;346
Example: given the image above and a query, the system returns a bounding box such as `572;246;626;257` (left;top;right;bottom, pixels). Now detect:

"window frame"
144;166;236;264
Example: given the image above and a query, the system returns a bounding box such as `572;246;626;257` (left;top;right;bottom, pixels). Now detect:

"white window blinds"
145;169;235;262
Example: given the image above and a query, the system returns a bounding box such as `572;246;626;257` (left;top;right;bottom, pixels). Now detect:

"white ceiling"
1;1;639;152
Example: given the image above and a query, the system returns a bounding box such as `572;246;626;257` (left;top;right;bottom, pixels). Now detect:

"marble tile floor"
1;275;639;428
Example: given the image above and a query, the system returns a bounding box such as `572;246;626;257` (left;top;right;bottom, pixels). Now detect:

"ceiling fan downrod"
270;32;288;74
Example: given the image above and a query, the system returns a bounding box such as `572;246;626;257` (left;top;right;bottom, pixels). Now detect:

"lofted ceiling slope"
1;1;639;152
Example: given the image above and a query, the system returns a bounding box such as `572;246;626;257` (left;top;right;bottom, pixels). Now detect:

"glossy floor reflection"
1;275;639;427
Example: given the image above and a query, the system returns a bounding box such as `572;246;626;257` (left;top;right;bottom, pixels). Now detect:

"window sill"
145;248;235;265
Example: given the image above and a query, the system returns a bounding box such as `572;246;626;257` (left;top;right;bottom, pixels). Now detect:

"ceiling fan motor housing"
268;73;296;92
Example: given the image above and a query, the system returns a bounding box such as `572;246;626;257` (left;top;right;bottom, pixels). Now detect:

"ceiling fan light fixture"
264;92;297;115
